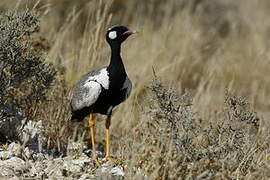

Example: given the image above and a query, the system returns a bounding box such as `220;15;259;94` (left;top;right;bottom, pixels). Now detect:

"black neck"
107;42;127;89
108;43;126;74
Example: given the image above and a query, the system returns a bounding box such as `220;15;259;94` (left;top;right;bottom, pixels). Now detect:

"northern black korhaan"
71;25;136;164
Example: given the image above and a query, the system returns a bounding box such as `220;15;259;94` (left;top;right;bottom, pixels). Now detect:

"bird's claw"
105;156;114;162
92;156;114;166
93;158;101;166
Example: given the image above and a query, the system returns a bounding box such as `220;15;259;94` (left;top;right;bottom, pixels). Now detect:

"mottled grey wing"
71;67;108;111
71;80;102;111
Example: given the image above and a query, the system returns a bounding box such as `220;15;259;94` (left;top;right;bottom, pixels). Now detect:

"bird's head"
106;25;136;45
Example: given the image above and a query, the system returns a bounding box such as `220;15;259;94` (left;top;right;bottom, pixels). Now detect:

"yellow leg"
105;128;110;159
88;114;100;165
105;115;112;161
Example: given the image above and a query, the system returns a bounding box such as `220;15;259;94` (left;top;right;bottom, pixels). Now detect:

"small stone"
0;166;15;177
67;140;86;157
110;166;125;176
79;174;95;180
63;159;82;173
0;151;13;159
63;156;93;173
83;149;104;159
28;160;46;178
8;142;21;156
43;158;63;178
0;157;28;172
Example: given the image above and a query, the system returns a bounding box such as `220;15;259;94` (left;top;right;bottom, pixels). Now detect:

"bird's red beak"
123;29;137;35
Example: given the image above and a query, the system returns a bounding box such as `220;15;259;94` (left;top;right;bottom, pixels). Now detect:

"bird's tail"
71;112;85;122
71;108;90;122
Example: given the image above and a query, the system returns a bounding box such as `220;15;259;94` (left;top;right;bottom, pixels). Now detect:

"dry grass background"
1;0;270;179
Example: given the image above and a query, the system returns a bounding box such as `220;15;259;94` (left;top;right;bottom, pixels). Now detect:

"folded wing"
71;81;102;111
71;68;109;111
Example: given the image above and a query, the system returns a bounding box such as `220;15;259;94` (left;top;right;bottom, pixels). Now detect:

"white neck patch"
108;31;117;39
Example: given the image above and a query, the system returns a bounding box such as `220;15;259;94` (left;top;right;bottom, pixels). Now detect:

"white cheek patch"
108;31;117;39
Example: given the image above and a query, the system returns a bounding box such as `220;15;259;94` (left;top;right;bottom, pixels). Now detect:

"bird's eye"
108;31;117;39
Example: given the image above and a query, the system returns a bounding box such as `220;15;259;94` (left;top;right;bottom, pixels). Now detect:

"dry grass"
1;0;270;179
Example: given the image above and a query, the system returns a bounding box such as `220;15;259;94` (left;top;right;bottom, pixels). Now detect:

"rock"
110;166;125;176
0;166;16;177
43;158;64;179
8;142;21;156
0;150;13;160
28;160;46;178
63;158;82;173
25;143;57;161
95;162;125;179
0;140;125;179
83;149;104;159
67;140;86;157
0;157;28;173
79;174;95;180
63;156;93;174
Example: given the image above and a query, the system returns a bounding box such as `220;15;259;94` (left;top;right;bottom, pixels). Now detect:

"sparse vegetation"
0;10;56;142
121;79;268;179
0;0;270;179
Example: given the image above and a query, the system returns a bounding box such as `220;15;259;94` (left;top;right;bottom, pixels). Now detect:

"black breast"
90;84;127;115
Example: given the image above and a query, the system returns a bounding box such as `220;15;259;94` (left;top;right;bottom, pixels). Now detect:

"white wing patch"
87;68;109;89
71;81;101;111
71;68;109;111
108;31;117;39
121;76;132;99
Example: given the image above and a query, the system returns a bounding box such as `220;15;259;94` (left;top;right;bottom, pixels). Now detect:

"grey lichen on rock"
0;141;126;179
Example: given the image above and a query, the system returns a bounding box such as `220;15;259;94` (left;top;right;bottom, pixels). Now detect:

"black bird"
71;25;136;164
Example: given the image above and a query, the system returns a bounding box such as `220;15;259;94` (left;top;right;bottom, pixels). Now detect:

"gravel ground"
0;142;125;179
0;116;125;179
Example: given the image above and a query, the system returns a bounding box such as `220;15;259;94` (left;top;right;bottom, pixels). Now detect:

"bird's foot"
93;158;101;166
104;156;114;162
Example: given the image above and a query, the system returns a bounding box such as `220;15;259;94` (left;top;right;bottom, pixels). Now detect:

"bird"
70;25;136;164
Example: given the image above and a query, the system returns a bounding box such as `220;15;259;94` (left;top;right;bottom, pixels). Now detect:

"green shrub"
0;10;56;142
